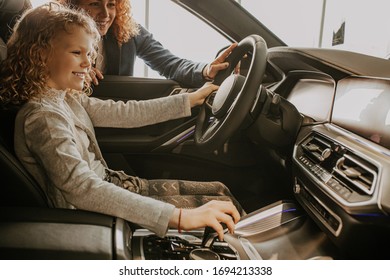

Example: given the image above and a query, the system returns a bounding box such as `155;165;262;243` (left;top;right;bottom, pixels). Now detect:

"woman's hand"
203;42;238;80
87;67;104;86
188;83;219;107
169;200;241;241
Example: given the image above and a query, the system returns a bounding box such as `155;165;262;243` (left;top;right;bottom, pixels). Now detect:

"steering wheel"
194;35;268;151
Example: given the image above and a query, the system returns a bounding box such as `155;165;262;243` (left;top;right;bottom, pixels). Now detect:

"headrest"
0;0;31;44
0;37;6;60
0;0;25;13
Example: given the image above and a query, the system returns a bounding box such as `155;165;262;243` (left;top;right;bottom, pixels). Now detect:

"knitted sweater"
14;89;191;237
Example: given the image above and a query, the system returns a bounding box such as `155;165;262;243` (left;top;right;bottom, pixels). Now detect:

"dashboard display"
287;79;334;122
332;77;390;150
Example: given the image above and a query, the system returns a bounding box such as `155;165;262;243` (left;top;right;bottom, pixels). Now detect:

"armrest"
0;207;132;260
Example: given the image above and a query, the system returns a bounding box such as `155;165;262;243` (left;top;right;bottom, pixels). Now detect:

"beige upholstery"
0;37;6;60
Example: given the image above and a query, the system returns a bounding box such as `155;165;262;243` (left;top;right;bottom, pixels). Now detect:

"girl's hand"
169;200;241;241
189;83;219;107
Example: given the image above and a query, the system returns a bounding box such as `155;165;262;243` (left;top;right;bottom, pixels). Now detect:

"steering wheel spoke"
199;118;221;142
205;91;217;109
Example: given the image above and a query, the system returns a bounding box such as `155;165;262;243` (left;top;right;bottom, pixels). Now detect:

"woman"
58;0;237;87
0;3;241;240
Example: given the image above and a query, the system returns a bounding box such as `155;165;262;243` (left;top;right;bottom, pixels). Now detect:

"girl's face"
46;27;94;91
77;0;117;36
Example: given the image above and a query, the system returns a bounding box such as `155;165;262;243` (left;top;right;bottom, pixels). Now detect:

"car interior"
1;0;390;260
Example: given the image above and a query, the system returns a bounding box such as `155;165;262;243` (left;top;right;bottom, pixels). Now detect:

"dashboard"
247;47;390;258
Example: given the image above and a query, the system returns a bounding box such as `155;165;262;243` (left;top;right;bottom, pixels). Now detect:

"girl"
0;3;241;240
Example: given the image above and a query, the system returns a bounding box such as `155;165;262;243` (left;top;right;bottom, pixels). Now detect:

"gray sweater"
14;88;191;237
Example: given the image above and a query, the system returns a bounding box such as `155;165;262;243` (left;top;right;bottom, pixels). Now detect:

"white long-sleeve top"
14;88;191;237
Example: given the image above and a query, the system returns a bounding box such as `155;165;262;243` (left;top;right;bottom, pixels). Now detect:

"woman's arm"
135;25;207;87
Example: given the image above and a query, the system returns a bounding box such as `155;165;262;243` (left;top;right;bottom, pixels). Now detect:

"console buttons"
299;155;313;168
326;179;352;200
299;155;352;200
309;164;331;183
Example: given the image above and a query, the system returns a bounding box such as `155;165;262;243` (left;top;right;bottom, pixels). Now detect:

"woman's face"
77;0;117;36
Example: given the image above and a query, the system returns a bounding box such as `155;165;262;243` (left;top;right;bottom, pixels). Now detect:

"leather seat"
0;0;31;60
0;0;47;207
0;108;48;207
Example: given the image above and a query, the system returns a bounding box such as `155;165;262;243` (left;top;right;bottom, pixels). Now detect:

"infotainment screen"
332;76;390;150
287;79;334;122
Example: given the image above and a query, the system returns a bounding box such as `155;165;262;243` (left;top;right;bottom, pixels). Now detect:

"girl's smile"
46;27;95;91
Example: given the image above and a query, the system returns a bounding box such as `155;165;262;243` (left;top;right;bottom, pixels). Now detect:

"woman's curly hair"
58;0;139;43
0;2;100;107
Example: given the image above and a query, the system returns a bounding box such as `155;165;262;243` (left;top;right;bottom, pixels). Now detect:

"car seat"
0;108;48;207
0;0;31;60
0;0;48;207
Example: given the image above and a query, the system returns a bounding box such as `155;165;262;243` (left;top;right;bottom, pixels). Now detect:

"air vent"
334;153;377;195
302;135;333;163
298;133;378;200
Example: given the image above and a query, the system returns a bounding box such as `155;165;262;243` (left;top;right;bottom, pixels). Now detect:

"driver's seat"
0;107;48;207
0;0;46;207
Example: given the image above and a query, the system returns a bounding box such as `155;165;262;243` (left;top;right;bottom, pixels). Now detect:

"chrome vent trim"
302;136;332;163
301;133;378;197
334;154;377;195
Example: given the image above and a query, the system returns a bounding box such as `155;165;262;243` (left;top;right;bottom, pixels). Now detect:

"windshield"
29;0;390;60
239;0;390;59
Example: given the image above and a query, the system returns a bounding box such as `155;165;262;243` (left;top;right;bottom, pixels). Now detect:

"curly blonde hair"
58;0;139;43
0;2;100;106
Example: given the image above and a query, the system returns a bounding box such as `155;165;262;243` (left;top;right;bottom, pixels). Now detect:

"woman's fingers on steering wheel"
217;42;238;62
207;42;238;78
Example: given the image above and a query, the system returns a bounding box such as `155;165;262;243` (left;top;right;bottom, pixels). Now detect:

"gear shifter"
201;223;228;248
201;226;218;248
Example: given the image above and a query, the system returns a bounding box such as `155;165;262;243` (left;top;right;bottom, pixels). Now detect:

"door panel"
93;75;197;153
92;75;181;100
92;76;203;177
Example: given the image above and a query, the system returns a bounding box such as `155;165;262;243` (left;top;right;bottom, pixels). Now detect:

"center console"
130;201;336;260
1;201;337;260
132;230;239;260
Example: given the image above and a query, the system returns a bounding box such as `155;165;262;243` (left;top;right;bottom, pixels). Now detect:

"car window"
131;0;230;78
239;0;390;59
31;0;231;79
